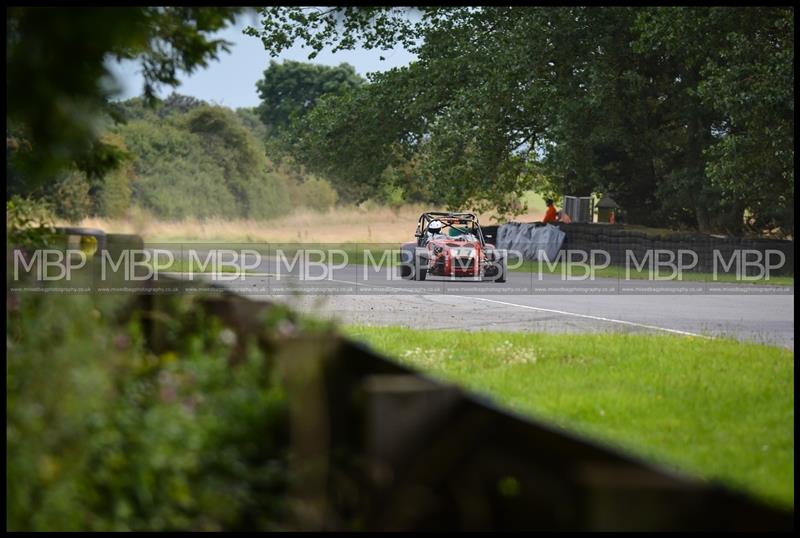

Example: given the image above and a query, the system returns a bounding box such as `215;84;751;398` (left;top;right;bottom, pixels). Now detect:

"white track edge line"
164;272;710;338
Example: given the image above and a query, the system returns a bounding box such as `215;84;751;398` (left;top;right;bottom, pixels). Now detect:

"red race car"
400;212;506;282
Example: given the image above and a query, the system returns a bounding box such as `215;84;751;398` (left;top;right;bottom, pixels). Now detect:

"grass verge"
343;326;794;508
158;258;243;274
508;260;794;286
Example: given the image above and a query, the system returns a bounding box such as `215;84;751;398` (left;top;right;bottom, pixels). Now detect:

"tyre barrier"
481;225;499;245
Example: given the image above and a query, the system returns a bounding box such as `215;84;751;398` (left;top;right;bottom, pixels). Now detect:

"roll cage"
414;212;487;247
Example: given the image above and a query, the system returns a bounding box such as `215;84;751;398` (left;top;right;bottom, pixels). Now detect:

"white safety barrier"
496;223;566;261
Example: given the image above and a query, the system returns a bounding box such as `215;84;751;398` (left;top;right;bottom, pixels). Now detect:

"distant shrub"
291;176;338;212
244;171;292;219
96;165;132;218
92;133;133;218
116;106;293;220
121;119;239;219
268;155;338;213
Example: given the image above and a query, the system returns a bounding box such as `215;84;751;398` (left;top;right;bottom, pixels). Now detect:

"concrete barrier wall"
555;224;793;276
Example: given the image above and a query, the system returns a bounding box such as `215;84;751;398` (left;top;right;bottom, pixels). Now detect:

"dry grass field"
72;202;547;243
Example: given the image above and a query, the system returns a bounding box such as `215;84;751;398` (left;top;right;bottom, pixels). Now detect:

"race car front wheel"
494;262;506;283
415;262;427;281
414;255;428;281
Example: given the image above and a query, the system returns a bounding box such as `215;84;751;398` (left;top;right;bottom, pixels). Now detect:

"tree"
697;8;794;234
291;82;410;202
118;116;237;219
157;93;209;119
92;133;133;218
236;107;269;143
183;106;289;219
247;8;566;210
281;8;551;207
49;171;93;223
252;61;367;204
247;7;794;233
7;7;243;191
112;103;294;221
255;60;364;136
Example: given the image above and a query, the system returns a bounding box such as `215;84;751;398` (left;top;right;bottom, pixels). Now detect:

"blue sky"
107;10;418;109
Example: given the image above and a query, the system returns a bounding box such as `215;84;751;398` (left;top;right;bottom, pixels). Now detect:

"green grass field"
343;326;794;508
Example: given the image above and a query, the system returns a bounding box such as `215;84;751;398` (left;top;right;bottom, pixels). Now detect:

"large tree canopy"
246;6;794;234
256;60;364;136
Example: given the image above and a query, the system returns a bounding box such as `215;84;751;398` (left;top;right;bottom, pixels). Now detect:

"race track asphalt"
164;253;794;349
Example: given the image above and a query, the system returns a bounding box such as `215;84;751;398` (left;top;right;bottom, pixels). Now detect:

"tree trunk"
695;203;711;233
719;201;745;236
683;66;717;233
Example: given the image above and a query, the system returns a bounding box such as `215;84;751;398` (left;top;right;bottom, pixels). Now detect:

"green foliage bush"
115;104;294;220
6;196;57;248
265;155;339;213
50;171;94;223
96;165;133;219
7;292;291;530
235;107;268;143
120;119;238;219
182;106;291;219
290;177;339;212
8;88;342;222
90;132;134;219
